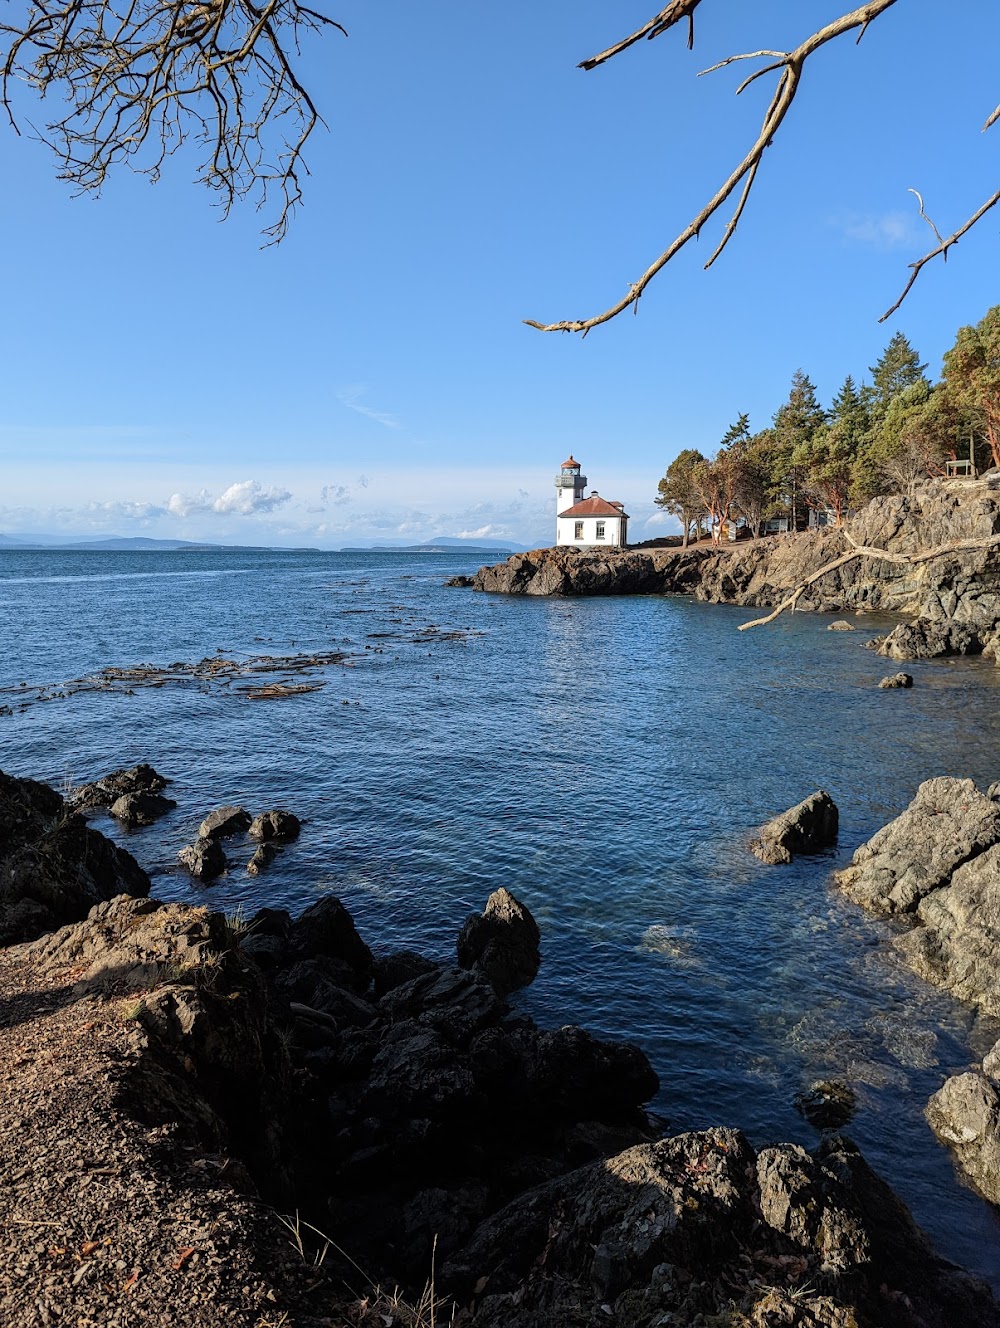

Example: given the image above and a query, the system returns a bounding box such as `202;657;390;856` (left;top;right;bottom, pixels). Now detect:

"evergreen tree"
941;306;1000;469
720;413;751;452
771;370;826;529
867;332;929;413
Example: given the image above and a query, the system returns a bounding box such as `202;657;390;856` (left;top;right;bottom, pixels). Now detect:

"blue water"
3;547;1000;1283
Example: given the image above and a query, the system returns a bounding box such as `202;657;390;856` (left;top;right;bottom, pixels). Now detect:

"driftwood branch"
527;1;899;335
737;532;1000;632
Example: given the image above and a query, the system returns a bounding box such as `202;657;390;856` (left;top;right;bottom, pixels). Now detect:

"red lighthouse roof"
559;494;629;519
560;455;582;470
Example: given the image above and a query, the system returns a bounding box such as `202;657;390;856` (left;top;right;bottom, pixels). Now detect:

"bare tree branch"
579;0;702;71
0;0;345;242
880;186;1000;323
526;1;899;335
737;531;1000;632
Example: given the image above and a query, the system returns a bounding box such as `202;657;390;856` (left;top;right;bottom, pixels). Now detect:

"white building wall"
555;515;627;547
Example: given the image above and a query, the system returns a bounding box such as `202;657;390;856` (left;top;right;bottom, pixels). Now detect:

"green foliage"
867;331;929;414
656;447;707;545
941;305;1000;468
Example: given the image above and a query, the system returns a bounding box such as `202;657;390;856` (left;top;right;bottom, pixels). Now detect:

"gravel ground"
0;946;328;1328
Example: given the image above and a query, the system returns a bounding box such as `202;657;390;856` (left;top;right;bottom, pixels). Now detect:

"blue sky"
0;0;997;547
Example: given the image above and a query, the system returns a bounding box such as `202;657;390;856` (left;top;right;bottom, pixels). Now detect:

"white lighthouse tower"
554;454;630;547
555;456;587;514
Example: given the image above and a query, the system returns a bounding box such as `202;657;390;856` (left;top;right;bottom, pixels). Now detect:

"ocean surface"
3;546;1000;1283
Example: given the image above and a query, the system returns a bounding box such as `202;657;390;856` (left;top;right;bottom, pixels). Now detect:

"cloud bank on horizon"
0;465;671;547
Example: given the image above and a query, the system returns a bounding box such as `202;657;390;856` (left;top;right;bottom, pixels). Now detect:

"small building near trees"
554;456;629;547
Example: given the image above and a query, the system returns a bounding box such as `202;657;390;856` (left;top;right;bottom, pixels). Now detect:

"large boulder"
109;790;176;826
198;804;252;840
178;837;226;881
290;895;373;991
835;777;1000;916
456;887;541;995
926;1069;1000;1206
249;809;301;843
0;770;150;946
68;763;170;811
750;790;839;865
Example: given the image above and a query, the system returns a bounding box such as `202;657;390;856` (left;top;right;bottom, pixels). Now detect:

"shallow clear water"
3;547;1000;1283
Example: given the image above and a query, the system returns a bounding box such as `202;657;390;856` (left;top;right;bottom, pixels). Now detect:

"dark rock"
109;790;177;826
456;887;541;995
372;949;441;997
247;906;292;938
0;770;150;946
879;671;914;688
750;789;838;865
445;1128;1000;1328
248;809;301;842
291;896;373;991
199;804;252;839
238;932;290;971
178;836;227;881
513;1023;659;1124
278;960;377;1026
445;575;474;588
794;1079;857;1130
68;763;170;811
879;618;982;661
835;777;1000;916
379;966;504;1044
247;843;278;875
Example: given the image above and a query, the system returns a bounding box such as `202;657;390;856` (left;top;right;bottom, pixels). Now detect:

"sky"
0;0;997;548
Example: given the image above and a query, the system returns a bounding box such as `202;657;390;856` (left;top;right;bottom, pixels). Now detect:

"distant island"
0;534;531;555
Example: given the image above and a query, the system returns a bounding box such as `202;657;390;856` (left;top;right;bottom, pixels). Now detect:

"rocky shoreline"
466;478;1000;665
4;766;1000;1325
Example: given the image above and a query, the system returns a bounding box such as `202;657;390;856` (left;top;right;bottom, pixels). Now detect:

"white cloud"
834;210;922;251
455;524;508;539
167;489;212;518
212;480;292;515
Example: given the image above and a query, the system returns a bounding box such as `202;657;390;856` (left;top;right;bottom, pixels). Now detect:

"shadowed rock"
249;809;301;842
178;837;226;881
456;887;541;995
750;790;838;865
0;770;150;946
247;843;278;875
68;763;170;811
109;790;177;826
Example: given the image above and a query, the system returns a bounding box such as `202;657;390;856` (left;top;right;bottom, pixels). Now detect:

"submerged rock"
828;619;857;631
247;842;278;875
750;790;838;865
456;887;541;995
879;671;914;689
794;1079;857;1130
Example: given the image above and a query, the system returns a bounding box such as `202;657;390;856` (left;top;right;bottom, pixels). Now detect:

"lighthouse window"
596;521;606;539
574;521;584;540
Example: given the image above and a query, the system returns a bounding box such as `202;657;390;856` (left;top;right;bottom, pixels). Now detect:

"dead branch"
0;0;345;242
880;186;1000;323
527;1;899;334
579;1;703;71
737;531;1000;632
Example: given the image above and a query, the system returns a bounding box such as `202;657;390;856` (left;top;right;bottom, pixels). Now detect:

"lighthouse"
554;455;629;548
555;456;587;514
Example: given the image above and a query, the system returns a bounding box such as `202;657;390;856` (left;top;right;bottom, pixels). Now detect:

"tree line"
655;305;1000;546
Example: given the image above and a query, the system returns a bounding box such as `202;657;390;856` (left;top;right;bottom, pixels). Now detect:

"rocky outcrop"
926;1064;1000;1206
68;762;170;811
456;887;541;995
0;769;150;946
751;789;839;865
445;1129;999;1328
834;777;1000;920
472;479;1000;665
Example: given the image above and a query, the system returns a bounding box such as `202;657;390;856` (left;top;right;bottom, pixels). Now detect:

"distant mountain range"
0;535;319;552
0;533;530;554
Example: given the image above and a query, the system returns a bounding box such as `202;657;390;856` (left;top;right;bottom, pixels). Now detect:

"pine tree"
772;370;826;529
868;332;929;412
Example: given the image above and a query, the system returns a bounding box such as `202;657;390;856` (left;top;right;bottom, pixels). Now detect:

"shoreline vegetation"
4;761;1000;1326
